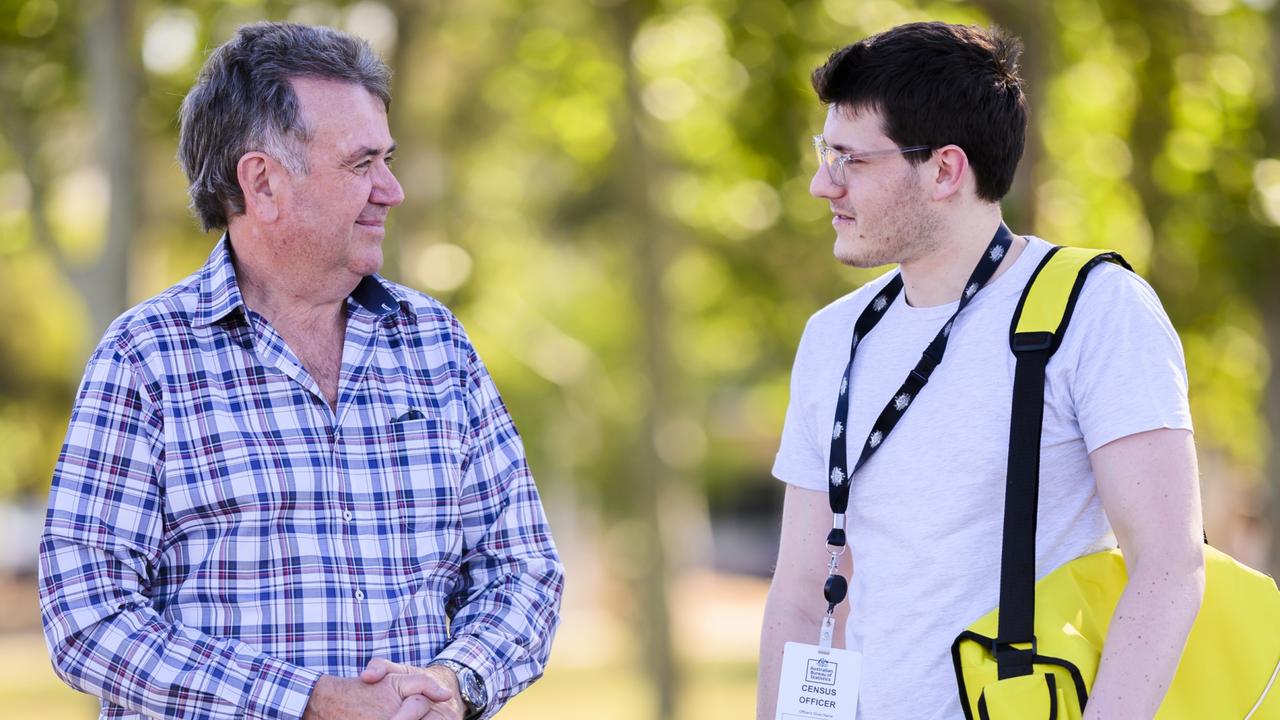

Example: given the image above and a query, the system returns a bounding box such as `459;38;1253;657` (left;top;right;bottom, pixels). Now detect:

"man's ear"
927;144;971;201
237;152;281;222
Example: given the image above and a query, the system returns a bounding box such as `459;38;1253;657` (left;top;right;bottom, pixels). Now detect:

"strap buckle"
909;351;941;385
991;635;1038;677
1011;331;1053;353
990;636;1037;657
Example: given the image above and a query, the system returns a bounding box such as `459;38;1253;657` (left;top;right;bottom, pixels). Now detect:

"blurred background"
1;0;1278;717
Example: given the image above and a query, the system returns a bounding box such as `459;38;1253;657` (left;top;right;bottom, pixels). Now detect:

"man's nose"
372;162;404;207
810;166;844;200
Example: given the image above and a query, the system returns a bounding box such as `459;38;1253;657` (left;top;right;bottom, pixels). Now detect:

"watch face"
434;659;486;713
457;666;487;709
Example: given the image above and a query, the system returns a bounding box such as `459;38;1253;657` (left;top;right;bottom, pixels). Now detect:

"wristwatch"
430;658;488;719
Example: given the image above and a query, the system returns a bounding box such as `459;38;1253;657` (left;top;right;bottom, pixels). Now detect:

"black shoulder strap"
994;246;1131;680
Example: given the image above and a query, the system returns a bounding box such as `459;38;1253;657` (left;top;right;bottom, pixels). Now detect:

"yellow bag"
953;547;1280;719
952;247;1280;719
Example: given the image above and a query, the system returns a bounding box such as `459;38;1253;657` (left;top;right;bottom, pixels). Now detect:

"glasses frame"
812;136;933;187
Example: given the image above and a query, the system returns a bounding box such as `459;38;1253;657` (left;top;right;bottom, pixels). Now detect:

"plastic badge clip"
826;513;847;554
818;614;836;653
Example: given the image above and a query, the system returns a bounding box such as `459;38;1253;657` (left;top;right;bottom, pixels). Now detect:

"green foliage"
0;0;1276;503
5;0;1280;713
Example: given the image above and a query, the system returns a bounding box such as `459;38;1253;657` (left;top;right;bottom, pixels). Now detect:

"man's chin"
349;228;385;275
833;235;880;269
350;249;384;278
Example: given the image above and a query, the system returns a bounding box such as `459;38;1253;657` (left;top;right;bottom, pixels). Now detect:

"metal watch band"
430;658;487;719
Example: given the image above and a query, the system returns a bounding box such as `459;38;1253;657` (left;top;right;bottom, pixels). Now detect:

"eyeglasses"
812;136;933;187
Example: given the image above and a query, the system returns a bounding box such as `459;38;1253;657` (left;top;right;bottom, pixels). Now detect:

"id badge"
774;641;861;720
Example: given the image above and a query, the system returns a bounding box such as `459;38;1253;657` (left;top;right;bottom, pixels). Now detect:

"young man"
39;23;562;720
758;22;1204;720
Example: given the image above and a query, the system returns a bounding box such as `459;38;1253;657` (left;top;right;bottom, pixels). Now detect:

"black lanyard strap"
819;224;1014;615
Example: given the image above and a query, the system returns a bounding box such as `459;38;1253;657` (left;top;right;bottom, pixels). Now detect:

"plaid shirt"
39;237;563;719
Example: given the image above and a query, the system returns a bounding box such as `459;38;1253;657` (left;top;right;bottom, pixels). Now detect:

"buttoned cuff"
244;654;324;720
434;636;505;718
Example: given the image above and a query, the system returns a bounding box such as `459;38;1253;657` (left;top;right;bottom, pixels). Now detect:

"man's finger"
389;694;431;720
394;673;454;703
360;656;408;684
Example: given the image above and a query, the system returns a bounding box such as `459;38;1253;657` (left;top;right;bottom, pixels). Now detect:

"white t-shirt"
772;236;1193;720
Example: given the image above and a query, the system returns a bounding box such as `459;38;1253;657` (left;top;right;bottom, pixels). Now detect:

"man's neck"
897;210;1024;307
226;225;356;331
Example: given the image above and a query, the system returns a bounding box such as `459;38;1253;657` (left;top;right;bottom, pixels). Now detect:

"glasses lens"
813;139;844;187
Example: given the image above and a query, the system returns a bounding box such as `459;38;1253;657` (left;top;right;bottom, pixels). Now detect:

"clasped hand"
302;657;468;720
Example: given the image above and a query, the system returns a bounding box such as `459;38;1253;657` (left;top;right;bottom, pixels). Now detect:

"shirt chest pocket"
358;409;467;537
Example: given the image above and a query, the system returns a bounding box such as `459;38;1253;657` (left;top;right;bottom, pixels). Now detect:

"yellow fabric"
1013;247;1106;336
956;545;1280;718
959;246;1280;718
977;674;1067;720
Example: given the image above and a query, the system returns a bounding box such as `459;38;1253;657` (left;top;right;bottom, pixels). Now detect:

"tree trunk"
83;0;139;339
383;0;433;282
613;2;678;716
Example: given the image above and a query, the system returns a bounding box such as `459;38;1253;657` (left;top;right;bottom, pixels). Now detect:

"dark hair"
177;22;392;232
811;22;1027;202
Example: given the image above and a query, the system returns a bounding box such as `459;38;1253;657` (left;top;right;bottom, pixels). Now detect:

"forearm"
757;485;853;720
756;584;847;720
447;467;563;718
1083;560;1204;719
41;537;320;719
442;546;563;716
451;342;564;716
1086;429;1205;718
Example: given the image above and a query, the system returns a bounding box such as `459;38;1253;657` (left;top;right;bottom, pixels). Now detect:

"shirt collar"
192;234;246;329
193;233;415;328
348;273;414;321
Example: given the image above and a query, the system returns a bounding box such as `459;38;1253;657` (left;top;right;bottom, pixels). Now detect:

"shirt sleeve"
38;341;321;720
434;320;564;717
772;315;829;491
1060;265;1194;452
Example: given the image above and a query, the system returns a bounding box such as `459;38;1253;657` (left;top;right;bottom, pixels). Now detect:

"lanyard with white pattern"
815;224;1014;647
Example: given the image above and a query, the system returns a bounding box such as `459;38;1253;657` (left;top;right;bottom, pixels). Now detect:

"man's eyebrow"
820;138;855;153
834;143;875;154
342;143;397;163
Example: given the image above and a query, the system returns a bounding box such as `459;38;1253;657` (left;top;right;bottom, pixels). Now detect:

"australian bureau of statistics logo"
805;657;837;686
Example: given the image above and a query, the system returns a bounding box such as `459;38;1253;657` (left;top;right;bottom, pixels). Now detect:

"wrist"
429;659;488;719
301;675;337;720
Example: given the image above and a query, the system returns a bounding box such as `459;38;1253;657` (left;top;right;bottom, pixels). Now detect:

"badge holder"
774;518;863;720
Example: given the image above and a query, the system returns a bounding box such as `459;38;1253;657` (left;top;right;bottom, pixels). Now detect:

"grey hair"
177;22;392;232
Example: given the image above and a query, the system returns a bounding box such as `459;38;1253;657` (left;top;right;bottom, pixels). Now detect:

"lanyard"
816;224;1014;647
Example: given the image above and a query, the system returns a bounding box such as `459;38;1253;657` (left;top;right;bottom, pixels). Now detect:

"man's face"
809;106;940;269
277;77;403;281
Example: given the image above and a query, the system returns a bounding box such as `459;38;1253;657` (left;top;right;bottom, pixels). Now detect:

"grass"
2;635;756;720
0;570;765;719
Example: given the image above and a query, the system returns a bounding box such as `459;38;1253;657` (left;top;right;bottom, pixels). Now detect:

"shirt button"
354;589;365;601
343;510;354;522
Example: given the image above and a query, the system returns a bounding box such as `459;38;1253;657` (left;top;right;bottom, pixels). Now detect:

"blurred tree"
0;0;138;345
2;1;1279;715
610;4;679;717
1264;0;1280;580
969;0;1049;230
85;0;141;340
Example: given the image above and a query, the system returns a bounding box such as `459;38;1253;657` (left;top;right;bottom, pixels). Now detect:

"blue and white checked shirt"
39;237;563;719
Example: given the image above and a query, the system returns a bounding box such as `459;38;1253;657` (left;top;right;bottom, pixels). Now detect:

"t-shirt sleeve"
1060;265;1193;453
772;316;829;491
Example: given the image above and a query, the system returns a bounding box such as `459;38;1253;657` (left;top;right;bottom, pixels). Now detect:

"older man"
39;22;562;720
